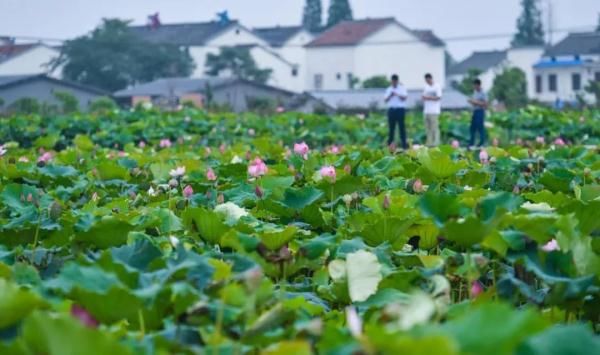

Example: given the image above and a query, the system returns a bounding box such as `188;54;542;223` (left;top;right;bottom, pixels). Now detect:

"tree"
327;0;353;28
205;47;272;84
302;0;322;32
362;75;390;89
597;13;600;31
53;91;79;113
512;0;545;46
454;69;482;95
90;96;118;114
585;80;600;107
53;19;195;92
491;67;528;109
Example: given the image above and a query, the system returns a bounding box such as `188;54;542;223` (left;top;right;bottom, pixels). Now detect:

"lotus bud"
470;281;484;298
342;194;353;207
169;179;179;188
217;193;225;204
344;164;352;174
49;201;62;220
255;185;264;199
383;194;391;210
584;168;591;177
243;266;263;292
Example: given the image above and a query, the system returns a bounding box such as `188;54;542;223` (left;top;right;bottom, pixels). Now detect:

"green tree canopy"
53;19;195;92
362;76;390;89
327;0;353;28
491;67;528;109
302;0;323;33
205;47;272;84
512;0;545;46
454;69;483;95
585;81;600;107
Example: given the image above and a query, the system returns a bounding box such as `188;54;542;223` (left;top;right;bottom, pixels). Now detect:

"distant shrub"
53;91;80;113
90;96;118;114
9;97;41;114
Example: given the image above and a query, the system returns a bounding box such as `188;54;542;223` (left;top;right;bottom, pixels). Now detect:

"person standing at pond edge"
468;79;488;147
422;73;442;147
384;74;408;149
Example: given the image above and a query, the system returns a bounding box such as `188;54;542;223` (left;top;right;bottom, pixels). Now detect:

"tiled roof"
0;43;36;64
306;18;396;47
448;50;507;75
544;32;600;56
128;21;240;46
0;74;108;95
253;26;305;47
411;29;445;47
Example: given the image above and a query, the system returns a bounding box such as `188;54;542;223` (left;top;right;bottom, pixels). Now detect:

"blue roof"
534;59;584;69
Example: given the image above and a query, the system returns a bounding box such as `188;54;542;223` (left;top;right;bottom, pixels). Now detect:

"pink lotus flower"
516;138;524;145
169;166;186;178
383;195;391;210
413;179;424;193
276;106;285;113
255;185;264;198
320;165;336;182
554;138;566;146
293;142;310;159
71;305;99;328
345;306;362;338
206;168;217;181
541;239;560;252
138;141;146;148
118;151;126;157
248;158;268;177
451;140;460;149
159;139;172;148
330;145;341;154
183;185;194;199
37;152;53;163
219;143;227;154
470;281;484;298
536;136;545;145
479;149;489;164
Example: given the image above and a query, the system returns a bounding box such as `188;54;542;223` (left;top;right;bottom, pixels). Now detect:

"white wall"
306;46;355;90
306;23;446;91
0;46;62;78
534;64;599;104
507;47;545;98
249;46;304;92
276;30;313;92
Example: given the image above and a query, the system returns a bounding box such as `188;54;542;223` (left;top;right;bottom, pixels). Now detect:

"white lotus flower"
231;155;243;164
148;186;158;197
169;236;180;248
169;166;186;178
214;202;249;224
385;292;437;330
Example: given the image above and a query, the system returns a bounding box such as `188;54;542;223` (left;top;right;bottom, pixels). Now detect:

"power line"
2;24;597;48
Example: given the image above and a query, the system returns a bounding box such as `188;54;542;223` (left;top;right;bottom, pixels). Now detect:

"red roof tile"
0;44;36;62
306;18;396;47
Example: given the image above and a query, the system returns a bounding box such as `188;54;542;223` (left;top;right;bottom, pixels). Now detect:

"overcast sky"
1;0;599;59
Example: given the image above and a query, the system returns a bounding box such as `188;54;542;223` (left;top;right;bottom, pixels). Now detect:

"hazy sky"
1;0;599;59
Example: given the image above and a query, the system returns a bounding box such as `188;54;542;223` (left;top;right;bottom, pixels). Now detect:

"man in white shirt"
384;74;408;149
422;73;442;147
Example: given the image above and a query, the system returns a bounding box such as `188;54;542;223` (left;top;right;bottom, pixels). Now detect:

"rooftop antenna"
547;0;554;45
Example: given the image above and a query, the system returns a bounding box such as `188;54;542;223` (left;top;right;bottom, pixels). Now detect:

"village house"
0;38;62;78
448;46;544;98
533;31;600;104
305;18;446;91
128;21;306;93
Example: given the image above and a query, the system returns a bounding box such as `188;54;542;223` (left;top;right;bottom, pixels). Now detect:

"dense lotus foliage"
0;107;599;354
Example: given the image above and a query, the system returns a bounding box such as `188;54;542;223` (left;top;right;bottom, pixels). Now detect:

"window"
535;75;543;93
347;73;354;89
595;72;600;82
336;73;342;80
291;68;298;77
314;74;323;90
235;28;241;35
572;73;581;91
548;74;557;92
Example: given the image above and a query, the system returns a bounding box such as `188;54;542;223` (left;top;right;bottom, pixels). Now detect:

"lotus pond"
0;107;599;355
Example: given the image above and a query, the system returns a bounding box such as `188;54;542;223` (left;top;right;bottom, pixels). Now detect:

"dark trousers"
387;108;407;149
469;109;486;147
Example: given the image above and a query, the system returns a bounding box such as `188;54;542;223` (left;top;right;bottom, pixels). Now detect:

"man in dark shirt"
468;79;488;147
384;74;408;149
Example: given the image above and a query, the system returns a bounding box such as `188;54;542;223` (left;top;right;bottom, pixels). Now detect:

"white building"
448;46;544;98
533;31;600;104
0;40;61;78
129;21;306;93
305;18;446;91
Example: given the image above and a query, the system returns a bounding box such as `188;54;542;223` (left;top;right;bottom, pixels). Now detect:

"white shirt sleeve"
384;87;392;100
436;85;442;98
398;86;407;97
